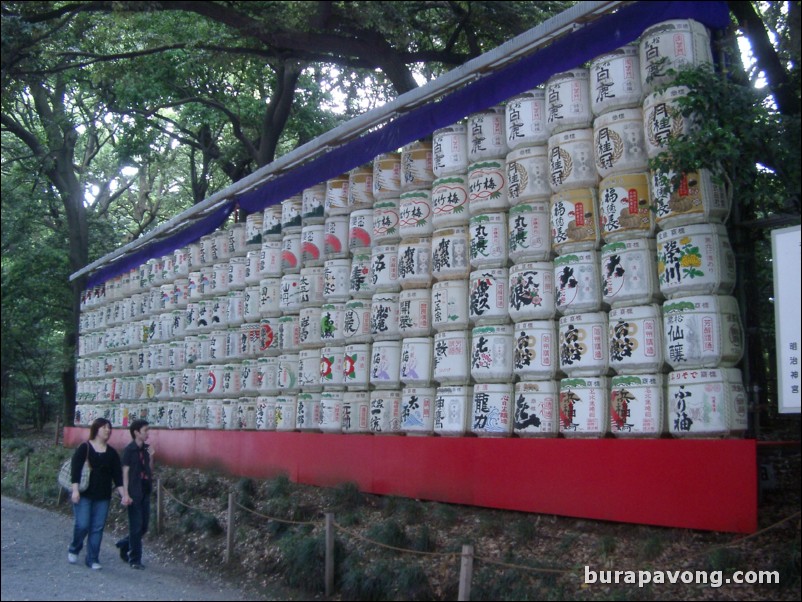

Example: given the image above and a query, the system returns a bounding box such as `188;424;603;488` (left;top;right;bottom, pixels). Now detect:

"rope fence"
153;478;799;601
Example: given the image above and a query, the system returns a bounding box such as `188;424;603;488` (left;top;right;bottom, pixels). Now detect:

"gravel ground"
1;496;269;601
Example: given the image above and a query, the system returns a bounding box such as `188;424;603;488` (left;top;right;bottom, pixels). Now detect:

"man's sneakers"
130;562;145;570
90;563;102;570
67;552;78;564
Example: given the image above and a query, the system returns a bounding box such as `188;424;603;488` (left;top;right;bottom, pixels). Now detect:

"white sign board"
772;225;801;413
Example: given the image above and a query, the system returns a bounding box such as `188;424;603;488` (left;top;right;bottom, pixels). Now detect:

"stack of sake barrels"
640;19;747;437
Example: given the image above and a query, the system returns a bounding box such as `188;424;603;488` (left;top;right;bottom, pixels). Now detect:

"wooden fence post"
325;512;335;597
23;455;30;492
225;492;235;564
156;478;164;535
458;544;474;601
54;417;61;447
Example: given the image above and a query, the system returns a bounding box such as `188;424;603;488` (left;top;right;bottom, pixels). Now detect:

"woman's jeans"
69;497;110;566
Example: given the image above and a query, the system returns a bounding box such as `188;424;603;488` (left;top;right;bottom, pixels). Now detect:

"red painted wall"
65;427;757;533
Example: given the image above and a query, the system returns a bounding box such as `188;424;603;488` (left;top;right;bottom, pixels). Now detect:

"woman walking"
67;417;129;569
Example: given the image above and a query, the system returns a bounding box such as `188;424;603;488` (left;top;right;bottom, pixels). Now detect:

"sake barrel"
513;320;558;380
262;204;283;240
397;237;432;289
369;340;401;390
259;240;282;277
471;383;514;437
319;346;345;390
656;223;736;298
643;86;691;158
369;390;403;434
281;195;303;233
662;295;743;369
667;367;747;437
590;44;642;115
558;312;609;377
505;88;549;149
296;392;321;431
468;159;508;215
467;106;507;162
399;190;434;238
554;250;603;315
433;330;471;385
400;139;434;192
324;174;350;217
639;19;713;94
608;304;665;374
255;396;276;430
593;108;648;178
280;233;301;274
298;307;322;349
508;262;556;322
274;394;297;431
237;398;257;430
319;390;343;433
347;164;374;209
299;266;325;307
400;336;434;387
470;324;514;383
599;172;654;241
432;123;469;177
548;129;598;192
506;146;551;206
342;299;372;343
431;227;470;281
370;293;401;340
601;238;661;307
343;343;371;390
651;169;730;229
469;268;509;325
513;380;560;437
319;303;345;345
277;315;300;353
559;376;609;437
300;224;325;267
323;215;350;259
508;201;552;262
401;387;436;435
348;252;374;299
469;213;508;268
279;274;302;313
256;356;280;395
276;353;299;392
431;175;470;229
431;279;470;332
372;199;402;245
342;391;371;433
550;187;600;253
373;152;401;200
370;244;400;293
545;69;592;134
258;278;281;318
258;317;281;356
348;209;374;252
323;259;351;302
609;374;665;437
433;385;472;436
301;183;326;225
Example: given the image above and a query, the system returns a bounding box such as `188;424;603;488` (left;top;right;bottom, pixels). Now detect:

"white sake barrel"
279;274;302;313
550;188;600;253
558;312;609;376
400;337;433;387
274;394;297;431
245;251;261;286
370;293;401;341
505;88;549;149
221;363;242;398
281;195;302;234
431;279;470;332
245;213;264;248
319;303;345;345
276;353;299;392
469;213;508;268
323;259;351;302
258;317;280;356
593;108;648;178
174;279;189;308
546;69;592;134
300;224;325;267
639;19;713;94
237;398;257;430
370;340;401;390
513;380;560;437
643;86;691;158
206;364;225;398
296;392;321;431
199;235;215;267
431;227;470;281
319;346;345;390
506;146;551;206
259;240;282;277
554;250;603;315
369;390;403;434
432;175;470;229
258;278;281;318
299;306;322;349
348;164;374;209
508;202;551;262
471;383;514;436
470;324;514;383
662;295;743;369
601;238;661;307
277;315;300;352
667;368;747;437
208;330;228;363
206;399;224;429
397;237;432;289
342;299;372;343
599;172;653;241
469;268;509;324
559;376;609;437
399;190;434;238
281;233;301;274
257;356;280;395
509;262;556;322
370;245;400;293
323;215;350;259
398;288;431;337
513;320;558;380
433;123;469;177
433;330;471;384
324;175;350;217
348;209;374;251
467;106;507;162
372;199;401;245
299;266;325;307
610;374;665;437
400;139;435;192
240;359;259;395
226;290;245;326
372;152;401;200
187;242;202;272
651;169;730;229
401;387;436;435
657;223;736;298
242;322;262;358
228;223;248;257
433;385;472;436
590;44;642;115
343;343;371;390
193;399;207;429
468;159;508;214
342;391;371;433
214;231;231;263
255;396;276;431
262;204;283;241
302;183;326;225
226;325;243;360
548;128;598;192
211;295;229;330
348;253;374;299
319;390;343;433
608;304;665;374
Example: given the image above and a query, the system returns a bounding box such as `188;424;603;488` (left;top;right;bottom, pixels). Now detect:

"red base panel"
64;427;757;533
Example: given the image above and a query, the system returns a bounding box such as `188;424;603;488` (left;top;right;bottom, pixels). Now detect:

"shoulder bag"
58;443;91;492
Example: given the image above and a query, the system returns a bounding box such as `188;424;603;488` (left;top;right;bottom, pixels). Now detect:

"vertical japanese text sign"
772;225;801;413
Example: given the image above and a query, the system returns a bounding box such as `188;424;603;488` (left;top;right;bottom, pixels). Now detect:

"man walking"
116;419;153;569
